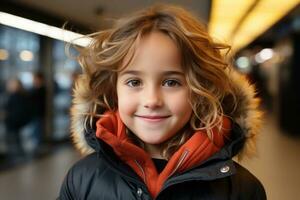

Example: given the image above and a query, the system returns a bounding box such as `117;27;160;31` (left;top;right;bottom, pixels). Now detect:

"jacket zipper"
95;136;150;198
155;150;190;199
135;149;190;183
98;144;147;189
135;160;146;183
134;150;189;200
167;149;189;179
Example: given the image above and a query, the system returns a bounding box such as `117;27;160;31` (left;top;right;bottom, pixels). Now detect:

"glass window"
52;40;80;140
0;25;40;154
0;25;40;88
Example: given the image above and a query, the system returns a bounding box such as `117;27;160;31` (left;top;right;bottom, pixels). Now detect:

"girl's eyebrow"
119;70;141;76
119;70;185;76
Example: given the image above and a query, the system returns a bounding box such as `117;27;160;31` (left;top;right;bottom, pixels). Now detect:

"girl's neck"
144;143;166;160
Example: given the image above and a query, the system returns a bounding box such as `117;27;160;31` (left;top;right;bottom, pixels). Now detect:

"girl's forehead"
120;31;182;72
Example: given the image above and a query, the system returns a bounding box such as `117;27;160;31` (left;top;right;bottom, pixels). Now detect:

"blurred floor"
0;113;299;200
0;145;81;200
240;112;300;200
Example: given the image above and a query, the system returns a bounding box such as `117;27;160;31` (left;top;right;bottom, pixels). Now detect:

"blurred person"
3;78;30;160
59;4;266;200
29;72;46;151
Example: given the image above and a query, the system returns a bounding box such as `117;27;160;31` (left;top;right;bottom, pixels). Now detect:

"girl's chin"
131;129;176;145
138;136;169;145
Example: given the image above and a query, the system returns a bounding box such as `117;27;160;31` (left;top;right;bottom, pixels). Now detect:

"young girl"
59;4;266;200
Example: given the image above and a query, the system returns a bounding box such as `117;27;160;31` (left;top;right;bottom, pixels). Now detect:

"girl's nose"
143;88;163;109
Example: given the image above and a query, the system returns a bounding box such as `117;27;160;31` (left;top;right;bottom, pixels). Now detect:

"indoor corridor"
1;1;300;200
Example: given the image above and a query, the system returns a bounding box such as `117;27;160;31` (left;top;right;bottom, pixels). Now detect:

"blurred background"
0;0;299;199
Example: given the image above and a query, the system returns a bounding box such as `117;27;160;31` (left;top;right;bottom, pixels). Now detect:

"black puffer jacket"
59;68;266;199
59;123;266;199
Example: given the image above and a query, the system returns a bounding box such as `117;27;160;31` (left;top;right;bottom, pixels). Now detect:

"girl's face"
117;31;192;151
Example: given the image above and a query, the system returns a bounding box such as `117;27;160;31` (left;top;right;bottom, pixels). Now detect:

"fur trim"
226;69;264;159
70;69;263;159
70;76;94;154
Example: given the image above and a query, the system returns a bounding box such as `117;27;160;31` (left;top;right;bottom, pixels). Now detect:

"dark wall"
279;33;300;135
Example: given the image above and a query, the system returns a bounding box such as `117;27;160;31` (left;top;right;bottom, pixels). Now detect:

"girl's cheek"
118;91;138;114
168;91;191;111
173;100;191;113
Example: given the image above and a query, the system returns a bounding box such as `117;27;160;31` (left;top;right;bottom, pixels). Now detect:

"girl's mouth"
135;115;171;122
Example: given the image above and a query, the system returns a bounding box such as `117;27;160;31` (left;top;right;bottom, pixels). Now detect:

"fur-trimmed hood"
70;69;263;159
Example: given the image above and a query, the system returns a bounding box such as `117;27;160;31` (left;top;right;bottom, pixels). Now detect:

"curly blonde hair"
76;4;238;159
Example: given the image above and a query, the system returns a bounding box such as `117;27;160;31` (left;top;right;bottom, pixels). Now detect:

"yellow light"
0;49;9;60
232;0;300;51
209;0;256;43
209;0;300;53
0;12;92;47
20;50;34;61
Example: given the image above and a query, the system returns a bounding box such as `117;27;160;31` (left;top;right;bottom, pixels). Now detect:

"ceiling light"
260;48;274;60
0;12;92;47
209;0;300;52
20;50;34;61
232;0;300;51
0;49;9;60
209;0;256;43
255;48;274;63
236;56;250;69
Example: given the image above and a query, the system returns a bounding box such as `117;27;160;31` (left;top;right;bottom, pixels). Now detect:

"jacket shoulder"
58;152;106;199
65;152;107;178
231;162;267;199
72;152;104;170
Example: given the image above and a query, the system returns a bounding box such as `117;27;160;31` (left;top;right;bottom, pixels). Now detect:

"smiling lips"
135;115;171;122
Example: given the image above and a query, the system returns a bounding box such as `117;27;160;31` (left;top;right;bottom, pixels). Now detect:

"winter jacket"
59;69;266;199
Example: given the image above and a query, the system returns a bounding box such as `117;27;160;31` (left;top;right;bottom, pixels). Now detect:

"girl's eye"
163;79;181;87
126;79;141;87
